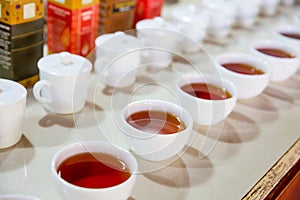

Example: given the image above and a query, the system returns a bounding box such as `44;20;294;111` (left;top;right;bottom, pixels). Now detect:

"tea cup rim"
175;73;238;103
120;99;193;137
251;39;300;60
215;52;271;77
274;24;300;42
51;141;138;192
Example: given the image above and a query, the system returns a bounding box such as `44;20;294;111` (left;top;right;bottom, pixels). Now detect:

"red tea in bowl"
126;110;186;134
181;83;232;100
279;32;300;40
221;63;264;75
57;152;131;189
256;48;295;58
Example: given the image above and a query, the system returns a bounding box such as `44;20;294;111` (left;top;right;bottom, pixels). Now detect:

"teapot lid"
96;32;141;53
0;79;27;106
136;17;176;31
172;4;206;23
95;33;115;47
37;52;92;76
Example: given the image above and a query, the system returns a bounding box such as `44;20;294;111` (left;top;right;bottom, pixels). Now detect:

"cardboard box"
0;4;44;83
133;0;164;26
48;0;98;10
0;0;44;25
47;1;99;56
98;0;136;34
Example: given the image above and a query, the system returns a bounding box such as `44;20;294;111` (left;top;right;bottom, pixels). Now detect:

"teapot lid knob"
60;52;72;65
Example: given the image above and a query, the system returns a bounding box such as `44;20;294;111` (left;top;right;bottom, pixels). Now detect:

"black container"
0;18;44;81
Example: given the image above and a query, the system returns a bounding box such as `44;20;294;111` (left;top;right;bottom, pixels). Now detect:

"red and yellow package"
48;0;98;10
47;0;99;56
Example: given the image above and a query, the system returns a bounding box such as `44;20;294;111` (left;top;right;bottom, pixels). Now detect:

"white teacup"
274;25;300;51
174;73;238;126
216;53;271;99
33;52;92;114
94;32;141;88
51;141;138;200
118;100;193;161
136;17;178;69
0;79;27;149
171;4;209;53
251;39;300;82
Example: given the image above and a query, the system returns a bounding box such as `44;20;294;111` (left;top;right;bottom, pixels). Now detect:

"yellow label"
0;0;44;25
114;1;134;9
113;0;135;12
48;0;99;10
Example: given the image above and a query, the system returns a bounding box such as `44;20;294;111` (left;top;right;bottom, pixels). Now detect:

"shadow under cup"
51;141;138;200
119;100;193;161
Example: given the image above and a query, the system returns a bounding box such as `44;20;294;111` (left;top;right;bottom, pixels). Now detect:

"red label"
47;2;98;56
134;0;164;26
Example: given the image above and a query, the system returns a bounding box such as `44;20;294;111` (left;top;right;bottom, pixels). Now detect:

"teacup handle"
33;80;52;104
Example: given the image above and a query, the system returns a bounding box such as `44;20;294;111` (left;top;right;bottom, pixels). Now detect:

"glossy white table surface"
1;1;300;199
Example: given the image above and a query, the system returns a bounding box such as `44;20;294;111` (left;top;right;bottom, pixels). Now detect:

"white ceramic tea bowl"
174;73;238;126
216;53;271;99
51;141;138;200
118;100;193;161
251;39;300;82
274;25;300;51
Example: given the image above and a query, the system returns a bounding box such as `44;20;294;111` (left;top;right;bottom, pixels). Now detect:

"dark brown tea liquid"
280;32;300;40
221;63;264;75
256;48;295;58
126;110;186;134
181;83;232;100
57;152;131;189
